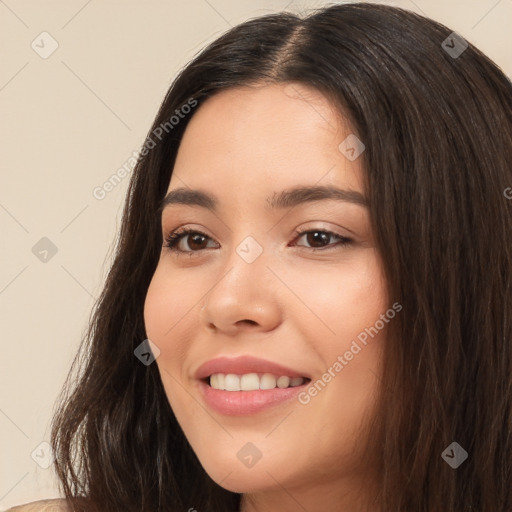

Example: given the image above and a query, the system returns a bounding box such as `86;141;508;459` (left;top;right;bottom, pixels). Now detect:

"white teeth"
240;373;260;391
216;373;226;389
260;373;276;390
224;374;241;391
209;373;306;391
276;376;290;388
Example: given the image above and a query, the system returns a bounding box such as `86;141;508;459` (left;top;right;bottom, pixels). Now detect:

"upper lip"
195;355;311;380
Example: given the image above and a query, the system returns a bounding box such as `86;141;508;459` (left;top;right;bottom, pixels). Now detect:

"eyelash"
163;227;352;256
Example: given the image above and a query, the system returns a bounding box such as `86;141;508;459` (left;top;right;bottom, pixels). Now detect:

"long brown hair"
50;3;512;511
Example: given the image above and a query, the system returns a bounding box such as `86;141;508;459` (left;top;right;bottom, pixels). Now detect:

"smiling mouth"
204;373;311;391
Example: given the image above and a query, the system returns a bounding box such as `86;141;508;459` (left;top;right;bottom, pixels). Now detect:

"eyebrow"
160;185;369;212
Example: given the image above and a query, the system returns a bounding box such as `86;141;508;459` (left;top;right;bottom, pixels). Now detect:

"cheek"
143;280;162;340
143;265;196;341
288;253;388;414
288;253;388;348
143;268;192;385
143;270;193;414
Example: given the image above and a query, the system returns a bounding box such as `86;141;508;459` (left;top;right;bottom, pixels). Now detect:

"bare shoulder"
7;498;71;511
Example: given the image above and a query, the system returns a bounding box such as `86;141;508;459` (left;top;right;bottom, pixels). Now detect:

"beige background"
0;0;510;508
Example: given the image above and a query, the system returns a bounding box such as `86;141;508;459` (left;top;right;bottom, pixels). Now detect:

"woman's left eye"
291;229;353;250
163;228;352;255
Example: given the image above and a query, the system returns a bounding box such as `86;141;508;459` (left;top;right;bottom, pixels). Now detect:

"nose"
199;246;283;336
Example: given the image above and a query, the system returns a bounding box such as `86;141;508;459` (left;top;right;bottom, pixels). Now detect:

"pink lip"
194;355;310;380
199;380;309;415
194;355;311;416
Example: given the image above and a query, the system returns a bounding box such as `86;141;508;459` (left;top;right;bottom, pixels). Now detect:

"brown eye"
293;229;352;250
305;231;330;248
164;229;217;253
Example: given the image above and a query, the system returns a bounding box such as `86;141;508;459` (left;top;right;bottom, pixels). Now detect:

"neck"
239;472;380;512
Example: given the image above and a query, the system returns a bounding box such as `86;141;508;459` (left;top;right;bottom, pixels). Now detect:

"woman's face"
144;83;389;507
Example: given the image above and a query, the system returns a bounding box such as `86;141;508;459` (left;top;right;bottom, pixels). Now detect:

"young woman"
11;2;512;511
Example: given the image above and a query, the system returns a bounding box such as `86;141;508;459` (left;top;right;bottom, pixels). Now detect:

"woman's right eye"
164;228;218;254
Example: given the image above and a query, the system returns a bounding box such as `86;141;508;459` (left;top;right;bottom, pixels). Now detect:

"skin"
143;82;388;512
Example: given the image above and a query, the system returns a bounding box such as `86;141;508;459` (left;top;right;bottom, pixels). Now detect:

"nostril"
238;319;258;326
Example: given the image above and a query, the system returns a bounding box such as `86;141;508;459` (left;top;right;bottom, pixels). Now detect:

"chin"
210;468;277;494
196;450;284;493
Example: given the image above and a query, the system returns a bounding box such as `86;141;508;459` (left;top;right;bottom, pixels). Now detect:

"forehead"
169;83;364;198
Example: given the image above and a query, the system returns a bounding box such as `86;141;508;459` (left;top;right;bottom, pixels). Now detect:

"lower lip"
199;379;309;415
